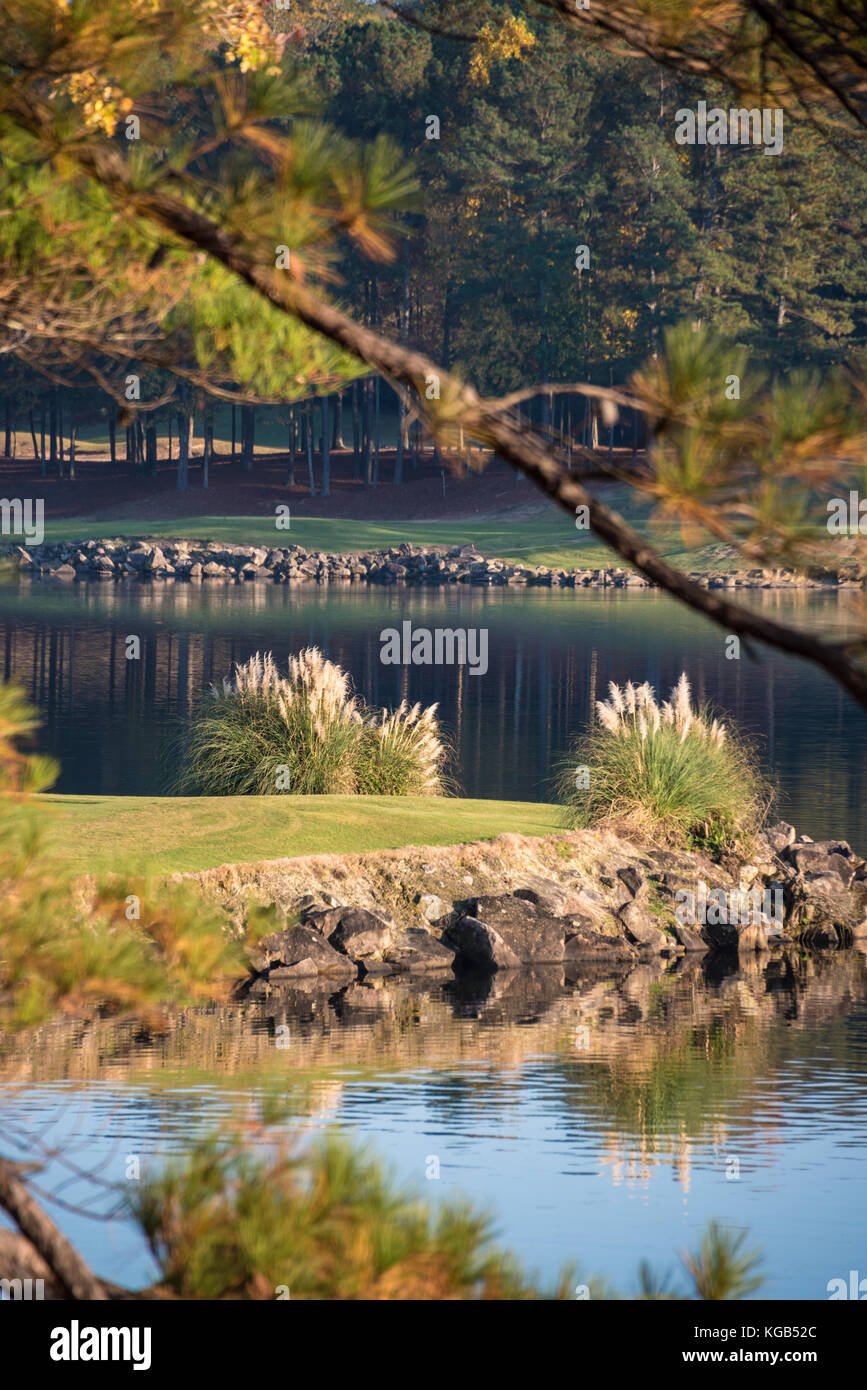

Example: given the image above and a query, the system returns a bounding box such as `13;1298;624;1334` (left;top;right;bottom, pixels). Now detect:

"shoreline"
7;537;865;590
179;820;867;981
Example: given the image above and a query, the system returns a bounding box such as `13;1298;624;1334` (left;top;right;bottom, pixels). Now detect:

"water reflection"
1;579;865;842
2;951;867;1296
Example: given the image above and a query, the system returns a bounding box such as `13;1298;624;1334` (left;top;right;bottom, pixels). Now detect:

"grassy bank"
36;793;564;875
41;500;729;573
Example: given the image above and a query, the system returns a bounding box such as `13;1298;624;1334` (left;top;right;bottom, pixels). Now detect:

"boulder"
764;821;797;853
785;872;859;938
385;928;456;972
700;918;739;949
442;916;522;970
671;922;707;952
466;894;566;963
789;843;857;887
564;923;637;962
618;901;669;953
327;906;395;960
301;906;345;935
616;865;646;899
513;876;578;916
357;960;395;978
249;923;355;980
737;921;769;953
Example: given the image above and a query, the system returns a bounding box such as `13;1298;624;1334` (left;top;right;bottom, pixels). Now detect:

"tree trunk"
305;402;315;495
241;404;254;471
28;409;39;466
393;385;404;486
332;390;344;449
39;404;46;478
56;397;64;477
68;408;76;480
321;394;330;497
202;400;212;488
3;399;11;457
351;380;361;479
176;391;190;491
373;377;380;488
362;379;372;487
411;417;419;472
108;406;116;466
146;422;157;475
231;402;236;461
286;404;296;486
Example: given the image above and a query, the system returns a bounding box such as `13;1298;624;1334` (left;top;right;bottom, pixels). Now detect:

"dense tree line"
2;1;864;484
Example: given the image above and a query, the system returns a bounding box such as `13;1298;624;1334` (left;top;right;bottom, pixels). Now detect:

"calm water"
2;579;866;1298
1;577;866;843
2;954;866;1298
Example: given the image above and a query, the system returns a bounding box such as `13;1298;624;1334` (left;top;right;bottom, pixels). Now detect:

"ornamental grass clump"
557;673;768;848
178;648;447;796
356;701;446;796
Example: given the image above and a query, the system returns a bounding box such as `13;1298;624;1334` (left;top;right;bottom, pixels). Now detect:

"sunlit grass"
35;792;564;875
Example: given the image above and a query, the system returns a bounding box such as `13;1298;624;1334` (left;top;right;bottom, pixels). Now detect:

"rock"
357;959;395;978
564;923;637;962
513;875;580;915
269;956;321;979
803;924;840;949
467;894;566;963
442;916;522;970
672;922;707;952
616;865;646;899
618;901;669;953
789;843;856;887
385;928;456;972
327;906;394;960
765;821;796;853
700;919;739;949
250;923;355;979
416;893;448;923
804;873;852;898
737;921;769;953
301;906;345;934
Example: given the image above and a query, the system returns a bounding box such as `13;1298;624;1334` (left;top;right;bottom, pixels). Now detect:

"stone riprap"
7;538;865;590
175;822;867;993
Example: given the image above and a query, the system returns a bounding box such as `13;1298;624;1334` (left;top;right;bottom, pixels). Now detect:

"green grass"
36;793;564;875
41;491;732;573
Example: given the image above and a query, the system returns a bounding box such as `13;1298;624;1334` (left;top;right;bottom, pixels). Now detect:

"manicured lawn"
43;499;728;572
36;793;565;875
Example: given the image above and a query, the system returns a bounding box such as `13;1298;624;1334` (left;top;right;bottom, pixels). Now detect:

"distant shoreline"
4;537;864;591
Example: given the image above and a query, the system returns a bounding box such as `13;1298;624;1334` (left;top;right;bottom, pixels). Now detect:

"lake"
1;577;865;843
2;952;866;1298
2;576;866;1299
